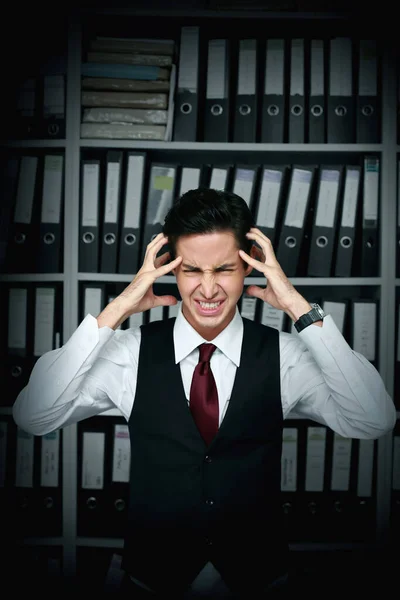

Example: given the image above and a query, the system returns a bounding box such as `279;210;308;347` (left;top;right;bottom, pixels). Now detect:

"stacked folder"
80;36;177;140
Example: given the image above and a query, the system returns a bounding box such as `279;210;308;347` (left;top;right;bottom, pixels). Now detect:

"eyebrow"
182;262;237;270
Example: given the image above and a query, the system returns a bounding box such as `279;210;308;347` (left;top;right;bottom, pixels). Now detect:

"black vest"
121;316;288;596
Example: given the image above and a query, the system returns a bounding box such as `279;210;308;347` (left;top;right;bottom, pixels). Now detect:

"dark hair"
163;187;255;260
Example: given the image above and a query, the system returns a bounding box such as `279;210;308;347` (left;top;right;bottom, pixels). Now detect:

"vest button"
205;498;214;506
205;537;213;546
204;455;212;463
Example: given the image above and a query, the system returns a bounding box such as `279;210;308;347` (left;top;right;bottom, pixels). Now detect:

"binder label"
315;169;340;228
353;302;376;362
82;431;105;489
112;425;131;483
8;287;27;350
284;168;312;228
330;433;352;491
356;439;374;497
305;426;326;492
257;169;282;228
281;428;297;491
341;169;360;228
265;39;284;95
41;155;63;223
124;154;145;229
34;287;56;356
41;430;60;488
233;169;254;206
82;162;100;227
15;428;34;488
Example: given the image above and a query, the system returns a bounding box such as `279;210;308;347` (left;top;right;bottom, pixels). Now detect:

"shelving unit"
0;3;398;587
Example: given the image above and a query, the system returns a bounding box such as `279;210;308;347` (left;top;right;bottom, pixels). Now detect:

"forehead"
175;231;239;263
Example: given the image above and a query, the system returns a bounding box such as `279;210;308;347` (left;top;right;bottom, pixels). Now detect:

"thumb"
245;285;265;301
154;294;179;307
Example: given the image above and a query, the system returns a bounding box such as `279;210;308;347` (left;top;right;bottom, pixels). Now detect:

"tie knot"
198;343;217;363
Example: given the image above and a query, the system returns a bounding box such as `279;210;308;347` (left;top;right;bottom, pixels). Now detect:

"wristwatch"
294;303;325;333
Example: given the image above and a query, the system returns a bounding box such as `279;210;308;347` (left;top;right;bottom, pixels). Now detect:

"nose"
199;273;219;299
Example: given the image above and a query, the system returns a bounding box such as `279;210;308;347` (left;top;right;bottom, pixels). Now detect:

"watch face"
312;304;325;318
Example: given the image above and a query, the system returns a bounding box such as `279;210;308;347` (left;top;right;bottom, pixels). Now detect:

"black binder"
79;158;101;273
203;39;230;143
35;153;64;273
100;150;123;274
118;152;146;275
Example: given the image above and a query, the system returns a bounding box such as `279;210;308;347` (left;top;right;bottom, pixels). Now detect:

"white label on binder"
168;302;181;319
341;168;360;228
112;425;130;483
17;78;35;115
82;162;100;227
209;168;228;191
238;39;256;96
260;304;285;330
284;168;312;228
330;433;352;491
177;26;199;91
206;39;227;99
8;287;27;350
363;158;379;222
0;421;7;488
123;154;145;229
241;296;257;320
310;40;324;96
104;161;121;224
41;430;60;488
315;169;340;228
15;428;34;488
305;427;326;492
233;169;254;206
290;39;304;96
14;155;38;224
41;155;63;224
43;74;65;117
34;287;55;356
358;40;377;96
322;301;346;334
84;287;102;318
281;428;297;491
82;431;105;490
265;39;284;95
150;167;175;225
353;302;376;362
179;167;200;196
357;439;374;497
330;37;352;96
256;169;282;228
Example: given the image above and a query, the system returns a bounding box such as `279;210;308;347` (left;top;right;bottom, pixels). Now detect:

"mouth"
195;299;225;316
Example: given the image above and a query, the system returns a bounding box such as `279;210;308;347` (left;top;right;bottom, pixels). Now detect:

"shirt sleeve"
12;314;141;436
279;314;397;439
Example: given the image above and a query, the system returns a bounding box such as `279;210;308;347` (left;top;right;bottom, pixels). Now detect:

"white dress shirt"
13;303;396;439
12;302;396;597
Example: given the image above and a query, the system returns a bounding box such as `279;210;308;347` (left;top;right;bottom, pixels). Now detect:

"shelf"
77;537;124;548
75;536;372;550
78;140;383;153
0;139;66;148
0;273;65;283
18;537;64;546
77;273;382;286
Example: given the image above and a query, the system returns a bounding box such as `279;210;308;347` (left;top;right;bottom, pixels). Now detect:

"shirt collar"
173;302;243;367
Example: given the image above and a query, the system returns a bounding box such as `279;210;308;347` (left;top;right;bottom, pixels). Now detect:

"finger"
246;230;276;262
143;234;168;261
155;255;182;277
153;295;180;307
238;249;267;273
154;250;170;269
245;285;266;301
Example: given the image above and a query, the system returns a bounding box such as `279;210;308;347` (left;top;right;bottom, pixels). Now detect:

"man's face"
173;231;252;340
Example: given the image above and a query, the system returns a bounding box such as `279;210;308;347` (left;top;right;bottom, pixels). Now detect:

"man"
13;188;396;599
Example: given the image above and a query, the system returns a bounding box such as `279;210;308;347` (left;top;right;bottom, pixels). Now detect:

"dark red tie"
189;343;219;446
